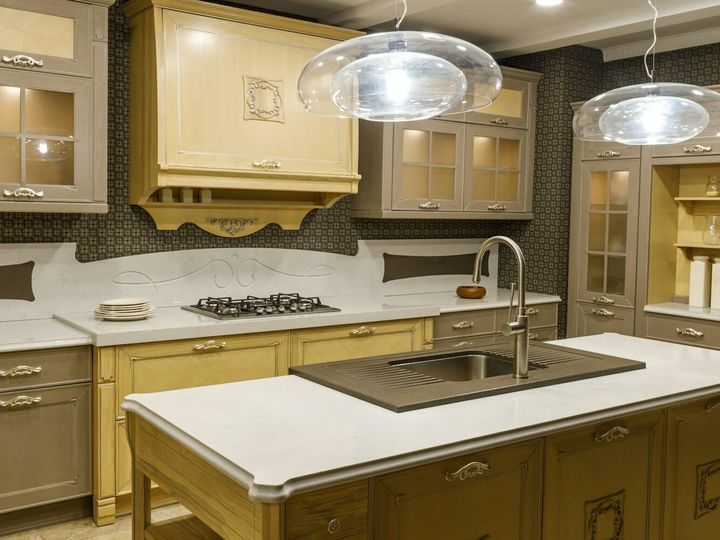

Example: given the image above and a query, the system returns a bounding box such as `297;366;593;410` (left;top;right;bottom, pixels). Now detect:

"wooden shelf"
145;515;221;540
673;243;720;249
674;197;720;202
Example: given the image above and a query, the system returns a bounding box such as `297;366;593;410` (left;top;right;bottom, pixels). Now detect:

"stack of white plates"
95;298;155;321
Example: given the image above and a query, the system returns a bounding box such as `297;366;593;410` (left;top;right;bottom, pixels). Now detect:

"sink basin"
391;352;539;382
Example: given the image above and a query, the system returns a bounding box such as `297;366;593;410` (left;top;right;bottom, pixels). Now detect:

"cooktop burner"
182;293;341;320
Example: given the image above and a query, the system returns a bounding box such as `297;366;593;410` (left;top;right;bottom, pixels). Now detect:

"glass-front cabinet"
465;77;531;129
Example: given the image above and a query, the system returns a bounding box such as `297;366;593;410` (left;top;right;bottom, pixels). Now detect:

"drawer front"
431;334;499;351
503;303;558;328
574;303;634;337
529;326;557;342
652;140;720;158
286;480;368;540
0;383;90;513
0;346;90;392
645;313;720;349
434;310;496;339
581;140;640;161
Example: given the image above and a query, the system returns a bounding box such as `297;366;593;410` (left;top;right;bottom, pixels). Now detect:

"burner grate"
182;293;340;320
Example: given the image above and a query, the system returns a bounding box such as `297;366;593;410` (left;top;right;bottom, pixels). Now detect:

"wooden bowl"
456;285;486;299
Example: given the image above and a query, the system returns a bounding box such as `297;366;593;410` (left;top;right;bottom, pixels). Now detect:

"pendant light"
297;0;503;122
573;0;720;145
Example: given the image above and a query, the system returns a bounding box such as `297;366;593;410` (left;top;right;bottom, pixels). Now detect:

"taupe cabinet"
0;0;113;213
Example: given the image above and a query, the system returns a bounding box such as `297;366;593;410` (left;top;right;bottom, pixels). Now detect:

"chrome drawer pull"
592;308;615;318
2;54;43;67
592;295;616;305
252;159;281;169
489;117;508;126
3;187;44;199
453;341;473;348
349;326;375;337
526;307;539;316
684;144;712;154
0;365;42;377
193;340;226;352
418;201;440;210
676;328;704;338
706;400;720;413
446;461;491;481
452;320;474;330
595;426;630;442
327;518;341;535
487;203;506;212
598;150;621;158
0;395;42;409
528;332;538;341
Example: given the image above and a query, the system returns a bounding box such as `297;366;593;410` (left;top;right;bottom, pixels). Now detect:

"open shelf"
674;243;720;249
674;196;720;202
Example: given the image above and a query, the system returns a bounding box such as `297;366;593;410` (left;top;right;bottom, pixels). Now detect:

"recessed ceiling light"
536;0;564;6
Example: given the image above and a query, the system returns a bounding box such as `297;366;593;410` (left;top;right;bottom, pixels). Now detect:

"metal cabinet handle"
0;365;42;378
453;341;473;348
526;307;539;316
706;400;720;413
489;117;508;126
592;308;615;318
598;150;621;158
418;201;440;210
487;203;506;212
592;295;616;305
676;328;704;338
193;340;227;352
327;518;341;535
452;320;474;330
350;326;375;337
528;332;538;341
0;395;42;409
684;144;712;154
252;159;281;169
446;461;491;481
2;54;43;67
595;426;630;442
3;187;44;199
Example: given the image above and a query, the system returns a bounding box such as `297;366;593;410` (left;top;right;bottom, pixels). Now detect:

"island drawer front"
286;480;368;539
434;310;495;339
574;303;634;337
504;303;558;328
431;334;498;351
645;313;720;350
0;346;90;392
0;383;91;513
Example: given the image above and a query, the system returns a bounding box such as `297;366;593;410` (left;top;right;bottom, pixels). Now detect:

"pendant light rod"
644;0;657;81
395;0;408;30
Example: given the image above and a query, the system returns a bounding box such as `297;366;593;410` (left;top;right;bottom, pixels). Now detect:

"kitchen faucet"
473;236;529;379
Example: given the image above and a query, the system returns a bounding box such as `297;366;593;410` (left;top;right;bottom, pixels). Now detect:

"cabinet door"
465;77;531;129
464;125;528;213
162;10;356;180
576;159;640;308
665;395;720;540
543;410;665;540
290;319;427;366
374;439;543;539
574;303;634;337
391;120;464;211
0;70;92;204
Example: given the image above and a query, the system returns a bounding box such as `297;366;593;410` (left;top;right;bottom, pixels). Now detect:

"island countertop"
122;333;720;503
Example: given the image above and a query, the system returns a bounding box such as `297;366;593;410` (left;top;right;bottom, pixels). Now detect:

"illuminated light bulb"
37;141;48;155
536;0;563;5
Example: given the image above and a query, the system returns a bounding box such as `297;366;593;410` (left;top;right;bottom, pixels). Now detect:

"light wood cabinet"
0;0;112;213
124;0;361;237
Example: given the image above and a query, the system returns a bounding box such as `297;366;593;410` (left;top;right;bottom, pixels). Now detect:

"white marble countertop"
645;302;720;322
55;290;560;347
122;334;720;503
0;319;92;353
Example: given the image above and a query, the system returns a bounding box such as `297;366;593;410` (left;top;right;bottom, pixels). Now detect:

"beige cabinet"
465;74;535;129
581;140;641;161
574;303;635;337
124;0;360;237
0;0;112;213
645;312;720;350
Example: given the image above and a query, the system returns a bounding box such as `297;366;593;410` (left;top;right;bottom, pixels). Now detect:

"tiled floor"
1;505;190;540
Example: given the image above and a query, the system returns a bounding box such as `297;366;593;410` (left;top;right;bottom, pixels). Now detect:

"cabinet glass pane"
481;87;523;118
403;129;429;163
472;136;496;167
472;170;495;201
430;167;455;199
607;256;626;294
498;138;519;169
609;171;630;210
0;137;21;182
400;165;429;199
497;171;519;202
590;172;608;210
587;254;605;293
0;7;75;60
588;213;606;252
608;214;627;253
431;132;455;165
25;139;74;185
26;89;74;137
0;86;21;133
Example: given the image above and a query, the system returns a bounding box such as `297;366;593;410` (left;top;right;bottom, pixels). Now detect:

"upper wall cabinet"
123;0;361;237
0;0;114;213
351;66;540;220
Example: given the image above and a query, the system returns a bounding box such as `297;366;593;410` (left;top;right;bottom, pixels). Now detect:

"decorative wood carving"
696;459;720;519
585;490;625;540
206;217;258;236
243;76;284;123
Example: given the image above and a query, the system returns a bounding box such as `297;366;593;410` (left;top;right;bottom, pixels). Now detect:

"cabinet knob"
591;308;615;318
487;203;506;212
327;518;341;535
445;461;491;481
452;320;474;330
3;187;44;199
683;144;712;154
598;150;621;158
252;159;281;169
595;425;630;442
676;327;704;338
0;395;42;409
489;117;508;126
706;400;720;413
592;295;616;305
193;340;227;352
2;54;43;68
418;201;440;210
349;326;375;337
526;307;539;316
0;365;42;378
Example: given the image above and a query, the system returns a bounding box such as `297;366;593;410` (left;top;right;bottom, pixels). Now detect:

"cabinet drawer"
503;303;558;328
574;303;634;337
0;383;90;513
434;310;495;339
645;312;720;349
431;334;498;351
581;140;640;160
0;346;90;392
286;480;368;540
652;140;720;158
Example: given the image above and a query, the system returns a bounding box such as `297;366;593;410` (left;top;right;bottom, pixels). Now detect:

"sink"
391;352;540;382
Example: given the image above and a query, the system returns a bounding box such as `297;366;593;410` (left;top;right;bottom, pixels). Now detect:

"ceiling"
234;0;720;60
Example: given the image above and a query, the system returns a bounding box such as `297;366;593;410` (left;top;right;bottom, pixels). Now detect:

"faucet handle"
508;282;516;324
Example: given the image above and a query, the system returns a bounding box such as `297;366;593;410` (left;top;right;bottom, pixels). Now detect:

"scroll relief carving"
696;459;720;519
585;490;625;540
206;217;258;236
244;76;284;123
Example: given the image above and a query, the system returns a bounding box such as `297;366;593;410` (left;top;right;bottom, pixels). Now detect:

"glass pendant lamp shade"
298;31;502;122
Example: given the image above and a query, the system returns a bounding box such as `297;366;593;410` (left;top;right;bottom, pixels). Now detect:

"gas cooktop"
182;294;341;320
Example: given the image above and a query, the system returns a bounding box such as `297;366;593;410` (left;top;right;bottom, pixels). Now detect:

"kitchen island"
123;333;720;539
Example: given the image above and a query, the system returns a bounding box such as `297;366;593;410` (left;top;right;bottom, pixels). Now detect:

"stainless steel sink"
391;352;539;382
